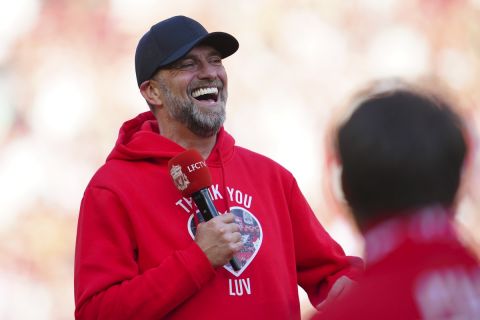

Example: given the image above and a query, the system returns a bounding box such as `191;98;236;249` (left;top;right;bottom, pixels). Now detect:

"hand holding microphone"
168;149;242;271
195;212;243;269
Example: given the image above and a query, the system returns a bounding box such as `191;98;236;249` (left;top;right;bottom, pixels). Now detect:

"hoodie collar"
363;205;456;266
106;111;235;165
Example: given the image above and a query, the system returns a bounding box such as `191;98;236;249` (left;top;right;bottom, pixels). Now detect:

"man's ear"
139;80;163;107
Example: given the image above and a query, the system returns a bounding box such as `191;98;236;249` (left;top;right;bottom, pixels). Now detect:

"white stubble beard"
157;79;227;137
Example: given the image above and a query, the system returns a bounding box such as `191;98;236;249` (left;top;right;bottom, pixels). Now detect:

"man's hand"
195;212;243;268
316;276;356;311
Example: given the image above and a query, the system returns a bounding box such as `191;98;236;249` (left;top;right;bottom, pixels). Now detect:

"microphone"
168;149;241;271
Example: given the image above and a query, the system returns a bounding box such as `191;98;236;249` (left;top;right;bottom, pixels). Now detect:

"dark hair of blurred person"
339;85;466;230
311;80;480;320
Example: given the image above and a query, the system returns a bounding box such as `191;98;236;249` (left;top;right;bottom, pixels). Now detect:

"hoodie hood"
107;111;235;165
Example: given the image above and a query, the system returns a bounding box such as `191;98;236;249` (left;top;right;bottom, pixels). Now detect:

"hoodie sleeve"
74;186;216;319
288;178;364;307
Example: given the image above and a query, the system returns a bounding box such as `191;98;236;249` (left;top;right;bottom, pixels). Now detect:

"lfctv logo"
186;161;207;173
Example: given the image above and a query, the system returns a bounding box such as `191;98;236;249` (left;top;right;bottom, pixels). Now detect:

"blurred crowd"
0;0;479;319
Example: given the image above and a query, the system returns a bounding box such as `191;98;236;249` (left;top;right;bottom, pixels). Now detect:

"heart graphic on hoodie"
187;206;263;277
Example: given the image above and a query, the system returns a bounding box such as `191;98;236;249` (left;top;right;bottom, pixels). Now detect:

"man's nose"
197;62;218;79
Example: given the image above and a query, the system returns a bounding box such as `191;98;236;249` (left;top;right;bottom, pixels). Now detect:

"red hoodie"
74;111;362;320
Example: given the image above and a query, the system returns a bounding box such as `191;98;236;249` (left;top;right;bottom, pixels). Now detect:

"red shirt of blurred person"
314;206;480;319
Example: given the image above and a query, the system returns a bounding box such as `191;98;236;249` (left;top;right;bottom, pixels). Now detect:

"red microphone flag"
167;149;212;197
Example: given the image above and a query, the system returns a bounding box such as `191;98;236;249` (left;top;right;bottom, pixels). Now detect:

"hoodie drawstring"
217;147;231;214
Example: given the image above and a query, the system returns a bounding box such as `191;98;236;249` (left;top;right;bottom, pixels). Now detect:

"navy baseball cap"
135;15;239;86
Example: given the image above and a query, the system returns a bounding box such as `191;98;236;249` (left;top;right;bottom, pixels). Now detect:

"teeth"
192;87;218;98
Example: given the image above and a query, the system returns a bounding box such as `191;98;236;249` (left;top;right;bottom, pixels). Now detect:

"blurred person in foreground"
312;80;480;319
74;15;362;319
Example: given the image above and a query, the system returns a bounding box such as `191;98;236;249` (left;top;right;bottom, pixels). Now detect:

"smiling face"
151;45;228;137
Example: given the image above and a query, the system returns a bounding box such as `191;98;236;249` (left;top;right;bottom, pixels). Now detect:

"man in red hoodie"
74;15;362;319
312;81;480;319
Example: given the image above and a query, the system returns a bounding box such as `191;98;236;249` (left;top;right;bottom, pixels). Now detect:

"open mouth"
191;87;219;102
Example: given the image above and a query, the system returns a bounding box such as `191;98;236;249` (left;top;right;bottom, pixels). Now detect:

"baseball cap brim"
161;32;239;68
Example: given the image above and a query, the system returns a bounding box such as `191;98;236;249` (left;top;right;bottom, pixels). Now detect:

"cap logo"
170;164;190;191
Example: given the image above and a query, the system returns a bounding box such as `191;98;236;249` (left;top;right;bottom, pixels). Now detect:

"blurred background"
1;0;479;319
